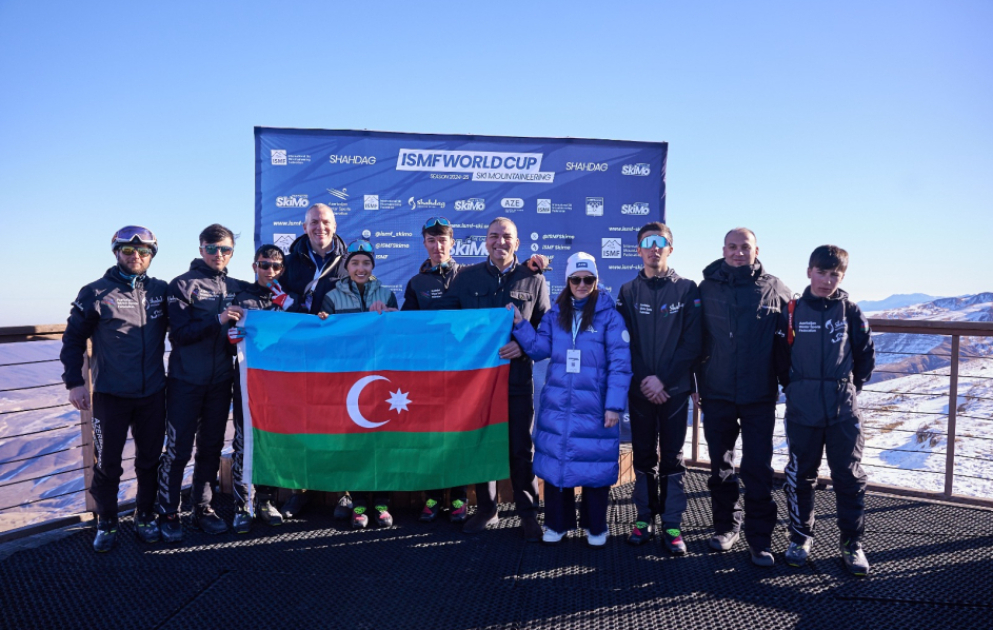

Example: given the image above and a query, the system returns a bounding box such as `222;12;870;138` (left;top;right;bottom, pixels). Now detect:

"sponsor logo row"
277;192;652;216
270;149;652;178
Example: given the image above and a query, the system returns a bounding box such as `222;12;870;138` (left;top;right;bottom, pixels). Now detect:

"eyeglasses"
423;216;451;229
639;234;670;249
255;261;283;271
202;244;234;256
568;276;597;287
118;245;153;258
347;239;374;253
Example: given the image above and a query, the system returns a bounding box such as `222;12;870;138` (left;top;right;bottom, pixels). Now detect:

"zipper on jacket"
137;279;146;396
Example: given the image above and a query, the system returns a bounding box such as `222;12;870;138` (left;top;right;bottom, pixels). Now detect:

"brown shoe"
521;515;542;543
463;508;499;534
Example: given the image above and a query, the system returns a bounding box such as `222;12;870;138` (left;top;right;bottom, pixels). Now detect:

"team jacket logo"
825;318;847;344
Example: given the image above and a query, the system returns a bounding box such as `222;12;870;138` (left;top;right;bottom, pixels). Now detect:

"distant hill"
859;293;941;312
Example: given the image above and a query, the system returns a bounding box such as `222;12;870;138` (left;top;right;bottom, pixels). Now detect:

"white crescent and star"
345;375;412;429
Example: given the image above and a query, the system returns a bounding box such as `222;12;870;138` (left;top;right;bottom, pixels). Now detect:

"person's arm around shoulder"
604;308;632;424
848;301;875;391
60;286;100;411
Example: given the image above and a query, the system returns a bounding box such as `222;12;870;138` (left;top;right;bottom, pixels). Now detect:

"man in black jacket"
227;244;302;533
438;217;550;541
616;222;702;555
157;224;245;542
401;217;469;524
698;227;791;566
61;226;168;552
280;203;349;315
277;202;349;519
780;245;875;575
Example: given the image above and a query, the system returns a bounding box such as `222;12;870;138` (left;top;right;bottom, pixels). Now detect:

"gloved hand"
227;327;246;345
268;281;294;310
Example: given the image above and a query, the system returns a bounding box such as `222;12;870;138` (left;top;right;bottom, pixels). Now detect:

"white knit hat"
565;251;598;278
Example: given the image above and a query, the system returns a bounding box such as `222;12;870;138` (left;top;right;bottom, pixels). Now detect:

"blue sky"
1;1;990;326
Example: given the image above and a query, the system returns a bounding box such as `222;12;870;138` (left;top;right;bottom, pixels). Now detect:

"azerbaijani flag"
237;308;511;492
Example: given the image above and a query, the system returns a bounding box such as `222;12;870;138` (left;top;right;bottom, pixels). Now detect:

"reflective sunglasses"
568;276;597;287
118;245;153;258
254;261;283;271
423;216;451;229
347;239;374;253
202;244;234;256
639;234;670;249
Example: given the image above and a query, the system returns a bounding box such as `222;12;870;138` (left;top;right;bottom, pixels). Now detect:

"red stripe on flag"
246;366;509;435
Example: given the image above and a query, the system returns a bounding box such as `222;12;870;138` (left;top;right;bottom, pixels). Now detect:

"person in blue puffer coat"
509;252;632;547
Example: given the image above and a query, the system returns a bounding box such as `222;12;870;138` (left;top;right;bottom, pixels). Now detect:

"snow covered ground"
2;292;991;534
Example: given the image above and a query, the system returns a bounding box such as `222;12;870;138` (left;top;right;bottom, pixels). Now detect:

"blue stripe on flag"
241;308;513;374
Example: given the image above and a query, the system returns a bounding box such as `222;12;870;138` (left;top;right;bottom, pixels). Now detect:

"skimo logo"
271;150;287;166
276;194;309;208
329;154;377;165
622;163;651;176
621;202;650;215
364;195;379;210
455;198;485;212
537;199;551;214
586;197;604;217
408;198;446;210
501;198;525;210
451;236;489;258
566;162;608;172
601;237;622;259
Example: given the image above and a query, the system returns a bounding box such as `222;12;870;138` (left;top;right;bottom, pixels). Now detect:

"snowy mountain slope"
860;293;941;312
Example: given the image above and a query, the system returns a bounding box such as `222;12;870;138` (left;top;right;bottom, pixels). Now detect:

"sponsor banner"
255;128;667;300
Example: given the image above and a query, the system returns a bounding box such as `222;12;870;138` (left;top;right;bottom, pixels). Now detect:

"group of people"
60;203;875;576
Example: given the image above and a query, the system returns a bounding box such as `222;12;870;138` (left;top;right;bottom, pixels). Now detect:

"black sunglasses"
568;276;597;287
255;261;283;271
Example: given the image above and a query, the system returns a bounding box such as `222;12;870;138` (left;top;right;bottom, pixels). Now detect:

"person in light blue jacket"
509;252;632;547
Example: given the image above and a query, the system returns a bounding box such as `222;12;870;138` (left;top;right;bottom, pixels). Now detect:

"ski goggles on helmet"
347;239;374;253
639;234;670;249
423;216;452;230
112;225;158;256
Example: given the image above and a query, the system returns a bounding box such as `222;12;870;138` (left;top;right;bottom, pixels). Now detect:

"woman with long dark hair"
509;252;631;546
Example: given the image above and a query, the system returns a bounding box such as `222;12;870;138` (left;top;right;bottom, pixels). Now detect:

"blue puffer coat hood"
512;291;632;488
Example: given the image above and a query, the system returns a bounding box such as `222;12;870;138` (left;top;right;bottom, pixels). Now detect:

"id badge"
566;349;581;373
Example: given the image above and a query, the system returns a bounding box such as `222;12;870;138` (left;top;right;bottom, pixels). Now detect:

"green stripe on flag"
251;424;510;492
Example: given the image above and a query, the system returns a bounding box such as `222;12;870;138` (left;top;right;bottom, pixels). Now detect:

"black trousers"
543;484;610;536
475;393;539;516
784;418;867;543
629;391;690;526
231;373;275;507
157;377;232;514
701;399;778;549
90;390;166;519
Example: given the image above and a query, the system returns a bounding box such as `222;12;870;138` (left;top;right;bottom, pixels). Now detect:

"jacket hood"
418;258;462;274
102;266;147;288
801;286;849;304
702;258;767;283
188;258;228;277
289;233;347;260
638;267;679;283
337;276;383;296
